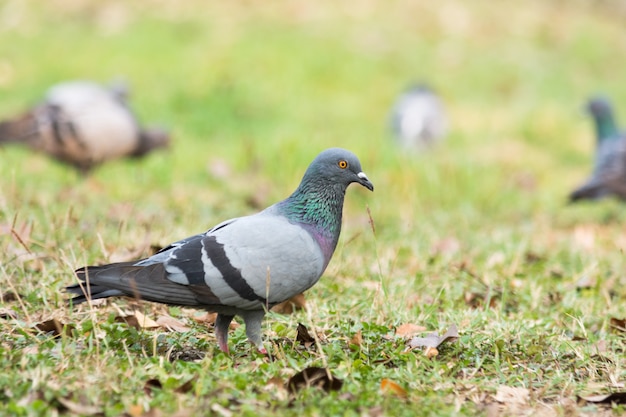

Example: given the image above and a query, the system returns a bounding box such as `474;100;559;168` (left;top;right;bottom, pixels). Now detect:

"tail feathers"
68;262;201;306
569;178;626;202
569;182;608;202
66;283;125;304
133;127;170;157
0;112;40;145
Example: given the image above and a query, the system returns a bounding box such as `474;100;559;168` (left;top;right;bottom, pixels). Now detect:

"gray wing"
70;214;325;311
159;214;326;310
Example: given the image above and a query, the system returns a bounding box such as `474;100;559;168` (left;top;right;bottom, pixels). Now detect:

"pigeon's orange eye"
338;160;348;169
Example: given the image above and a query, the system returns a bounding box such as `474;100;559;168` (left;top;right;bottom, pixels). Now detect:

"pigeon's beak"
357;172;374;191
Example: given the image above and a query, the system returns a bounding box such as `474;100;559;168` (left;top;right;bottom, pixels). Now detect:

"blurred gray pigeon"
0;80;170;173
570;97;626;201
67;148;374;353
390;84;448;150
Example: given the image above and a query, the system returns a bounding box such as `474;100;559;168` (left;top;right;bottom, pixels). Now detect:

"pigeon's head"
305;148;374;192
586;97;613;119
406;83;434;95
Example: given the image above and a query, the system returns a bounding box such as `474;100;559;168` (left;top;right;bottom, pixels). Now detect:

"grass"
1;0;626;415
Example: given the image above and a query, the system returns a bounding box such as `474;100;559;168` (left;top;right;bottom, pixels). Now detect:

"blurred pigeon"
390;84;448;150
0;80;169;173
67;148;374;353
570;97;626;201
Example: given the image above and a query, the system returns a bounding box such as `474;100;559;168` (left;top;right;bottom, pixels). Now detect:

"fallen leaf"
193;312;217;324
127;404;144;417
140;409;163;417
494;386;530;406
35;318;74;337
484;403;500;417
296;323;315;347
210;403;233;417
144;378;163;396
271;293;307;314
609;317;625;333
395;323;427;338
0;308;17;320
1;291;20;302
266;376;285;390
116;311;159;329
349;330;363;348
287;367;343;393
57;397;102;416
578;392;626;404
424;346;439;358
408;325;459;349
380;379;407;397
363;406;385;417
156;315;191;332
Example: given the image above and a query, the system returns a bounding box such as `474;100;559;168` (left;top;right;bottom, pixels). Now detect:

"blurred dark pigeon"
570;97;626;202
67;148;374;353
390;84;448;150
0;80;170;173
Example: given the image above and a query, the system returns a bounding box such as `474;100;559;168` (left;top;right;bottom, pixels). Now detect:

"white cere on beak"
357;172;368;180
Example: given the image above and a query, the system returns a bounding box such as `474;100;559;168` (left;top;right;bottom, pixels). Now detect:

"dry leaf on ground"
349;330;363;348
578;392;626;404
287;367;343;393
380;379;407;398
116;311;159;329
0;308;18;320
493;386;530;406
408;324;459;350
395;323;427;338
156;315;191;332
424;347;439;358
271;293;307;314
193;312;217;324
192;311;239;329
57;397;102;416
35;318;74;337
296;323;315;347
609;317;625;333
1;291;21;302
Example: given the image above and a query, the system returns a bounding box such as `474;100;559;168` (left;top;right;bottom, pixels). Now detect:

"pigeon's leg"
241;310;267;354
214;314;234;353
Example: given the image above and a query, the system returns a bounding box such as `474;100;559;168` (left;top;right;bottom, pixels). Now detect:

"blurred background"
1;0;626;290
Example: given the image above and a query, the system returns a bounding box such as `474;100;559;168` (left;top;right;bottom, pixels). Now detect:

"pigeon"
569;97;626;201
67;148;374;353
0;80;170;173
390;83;448;150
